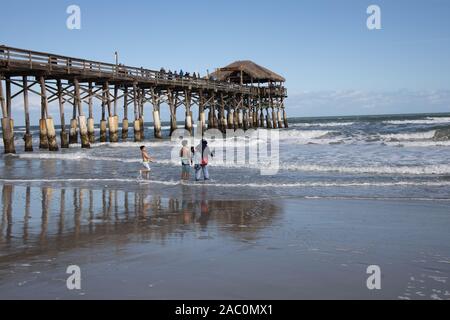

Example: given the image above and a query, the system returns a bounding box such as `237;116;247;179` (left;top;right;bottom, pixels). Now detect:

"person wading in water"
194;140;214;182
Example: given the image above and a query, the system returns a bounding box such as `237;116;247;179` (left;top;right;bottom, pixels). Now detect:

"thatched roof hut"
209;60;285;84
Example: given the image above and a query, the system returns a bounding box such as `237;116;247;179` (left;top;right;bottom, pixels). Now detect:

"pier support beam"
39;76;58;151
207;108;213;131
87;82;95;144
234;108;239;130
109;85;119;143
22;77;33;152
122;86;129;140
100;83;108;143
227;108;233;130
74;79;90;148
57;80;68;148
266;108;273;129
185;90;193;135
219;93;226;133
259;108;264;128
151;88;162;139
168;89;177;136
69;86;78;145
211;100;219;129
1;78;15;154
272;107;278;129
277;107;283;129
1;76;15;154
139;88;145;141
283;108;289;128
133;83;141;142
243;110;249;131
199;92;206;135
282;96;289;128
69;119;78;145
108;115;119;143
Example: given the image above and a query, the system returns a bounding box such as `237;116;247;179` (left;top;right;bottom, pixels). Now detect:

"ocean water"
1;113;450;299
1;113;450;200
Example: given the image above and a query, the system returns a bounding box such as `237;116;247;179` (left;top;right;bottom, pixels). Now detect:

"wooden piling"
87;82;95;144
272;102;278;129
185;90;192;135
38;76;58;151
68;118;77;144
69;85;78;145
56;80;69;148
139;88;145;140
259;108;265;128
282;97;289;128
219;93;226;132
151;88;162;139
37;78;49;149
234;108;239;130
46;118;59;151
209;95;218;129
168;89;177;136
0;76;15;154
122;86;129;140
227;108;233;130
1;115;15;154
100;83;108;143
266;108;273;129
22;77;33;151
109;84;119;143
199;91;206;134
277;107;284;129
133;83;141;142
74;79;90;148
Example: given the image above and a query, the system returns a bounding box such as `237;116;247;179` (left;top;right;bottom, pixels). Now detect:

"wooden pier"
0;45;288;154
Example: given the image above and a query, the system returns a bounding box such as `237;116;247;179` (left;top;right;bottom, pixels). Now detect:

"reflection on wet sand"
0;183;281;264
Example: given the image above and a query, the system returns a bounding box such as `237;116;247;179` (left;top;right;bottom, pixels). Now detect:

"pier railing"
0;45;288;96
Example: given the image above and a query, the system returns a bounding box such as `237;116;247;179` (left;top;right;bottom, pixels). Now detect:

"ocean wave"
283;164;450;175
292;122;355;128
9;153;450;175
1;178;449;188
383;117;450;125
379;130;436;141
13;152;142;164
384;140;450;147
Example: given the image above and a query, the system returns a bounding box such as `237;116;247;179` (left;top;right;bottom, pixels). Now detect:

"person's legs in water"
141;161;151;180
182;164;191;181
195;164;202;181
181;163;185;180
202;165;210;180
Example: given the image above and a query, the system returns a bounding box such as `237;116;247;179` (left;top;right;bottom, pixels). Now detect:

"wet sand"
0;184;449;300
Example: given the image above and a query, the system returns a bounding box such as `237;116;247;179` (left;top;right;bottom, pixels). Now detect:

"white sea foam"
1;178;449;188
379;130;436;141
12;153;450;175
292;122;355;128
385;140;450;147
14;152;142;164
0;178;450;189
383;117;450;125
283;163;450;175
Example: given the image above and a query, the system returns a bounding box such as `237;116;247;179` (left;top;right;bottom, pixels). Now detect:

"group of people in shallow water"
139;140;214;182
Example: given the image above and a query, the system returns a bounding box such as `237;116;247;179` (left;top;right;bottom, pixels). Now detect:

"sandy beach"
1;184;449;300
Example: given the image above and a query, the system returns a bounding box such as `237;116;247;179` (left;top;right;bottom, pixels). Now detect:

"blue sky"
1;0;450;121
